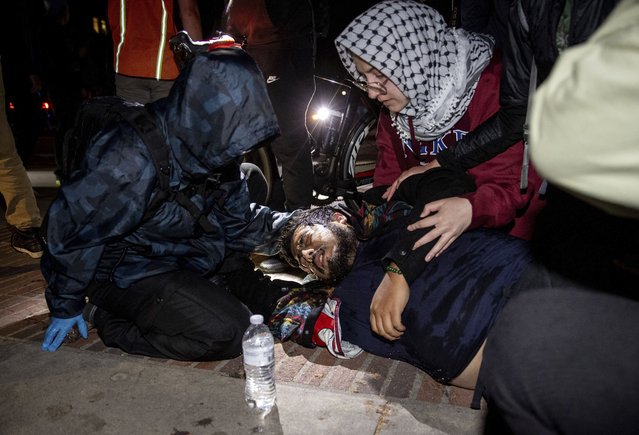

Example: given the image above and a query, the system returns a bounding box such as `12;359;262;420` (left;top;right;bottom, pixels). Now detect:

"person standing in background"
0;1;44;258
222;0;321;212
108;0;202;104
0;62;43;258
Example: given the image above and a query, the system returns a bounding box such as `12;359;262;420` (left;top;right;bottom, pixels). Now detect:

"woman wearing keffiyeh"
335;0;545;263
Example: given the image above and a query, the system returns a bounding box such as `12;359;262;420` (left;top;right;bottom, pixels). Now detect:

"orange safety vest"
108;0;179;80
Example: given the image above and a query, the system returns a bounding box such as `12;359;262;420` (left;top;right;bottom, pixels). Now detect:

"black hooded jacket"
436;0;620;170
42;48;290;318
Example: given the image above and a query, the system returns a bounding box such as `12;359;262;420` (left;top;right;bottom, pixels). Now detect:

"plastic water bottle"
242;314;276;413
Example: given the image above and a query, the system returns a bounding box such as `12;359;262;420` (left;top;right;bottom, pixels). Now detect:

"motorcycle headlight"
312;106;331;121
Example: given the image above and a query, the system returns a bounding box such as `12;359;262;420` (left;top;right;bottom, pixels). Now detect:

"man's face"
289;218;358;281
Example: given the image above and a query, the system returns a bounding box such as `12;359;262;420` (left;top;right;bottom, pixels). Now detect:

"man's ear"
331;212;348;224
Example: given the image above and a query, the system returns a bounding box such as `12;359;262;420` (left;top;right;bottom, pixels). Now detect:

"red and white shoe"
312;297;362;359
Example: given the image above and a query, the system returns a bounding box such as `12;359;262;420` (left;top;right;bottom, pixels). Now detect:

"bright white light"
312;106;331;121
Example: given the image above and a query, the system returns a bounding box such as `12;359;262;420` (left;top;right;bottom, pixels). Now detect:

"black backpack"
60;96;151;181
60;96;234;234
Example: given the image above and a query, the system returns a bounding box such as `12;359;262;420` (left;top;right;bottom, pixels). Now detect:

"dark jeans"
87;270;252;361
479;285;639;434
247;39;315;211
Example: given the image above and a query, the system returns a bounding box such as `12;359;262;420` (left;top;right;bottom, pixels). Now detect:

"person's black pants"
479;286;639;435
247;39;315;211
87;270;252;361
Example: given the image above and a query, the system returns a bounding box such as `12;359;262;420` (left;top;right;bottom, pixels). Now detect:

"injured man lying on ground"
226;168;535;400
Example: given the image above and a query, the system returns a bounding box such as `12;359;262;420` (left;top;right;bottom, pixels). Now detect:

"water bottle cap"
250;314;264;325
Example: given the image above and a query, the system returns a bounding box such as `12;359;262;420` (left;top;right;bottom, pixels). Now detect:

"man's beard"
325;222;359;283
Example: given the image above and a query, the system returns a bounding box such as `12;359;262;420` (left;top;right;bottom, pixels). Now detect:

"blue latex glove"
41;314;88;352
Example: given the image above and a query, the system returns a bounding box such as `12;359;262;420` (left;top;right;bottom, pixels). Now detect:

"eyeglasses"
352;79;388;96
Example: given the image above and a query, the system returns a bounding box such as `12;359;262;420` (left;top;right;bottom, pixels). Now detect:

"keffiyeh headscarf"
335;0;494;141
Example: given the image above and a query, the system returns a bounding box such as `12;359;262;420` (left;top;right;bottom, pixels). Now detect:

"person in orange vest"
108;0;202;104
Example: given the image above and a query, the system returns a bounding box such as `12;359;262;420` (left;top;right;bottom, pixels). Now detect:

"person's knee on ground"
89;271;252;361
146;272;252;361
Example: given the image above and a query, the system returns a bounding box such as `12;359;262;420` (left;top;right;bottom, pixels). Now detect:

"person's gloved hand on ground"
41;314;88;352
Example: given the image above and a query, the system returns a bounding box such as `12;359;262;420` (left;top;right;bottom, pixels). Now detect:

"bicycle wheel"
243;146;278;204
338;115;377;210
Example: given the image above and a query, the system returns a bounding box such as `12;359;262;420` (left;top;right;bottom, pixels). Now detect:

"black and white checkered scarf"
335;0;494;141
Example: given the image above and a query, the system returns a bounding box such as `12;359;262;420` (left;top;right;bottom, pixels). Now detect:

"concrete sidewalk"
0;338;484;434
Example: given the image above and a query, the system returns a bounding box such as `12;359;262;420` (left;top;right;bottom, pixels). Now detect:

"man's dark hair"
277;207;338;268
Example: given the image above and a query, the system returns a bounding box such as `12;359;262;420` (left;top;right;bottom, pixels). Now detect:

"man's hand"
41;314;88;352
370;268;409;340
407;197;472;261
